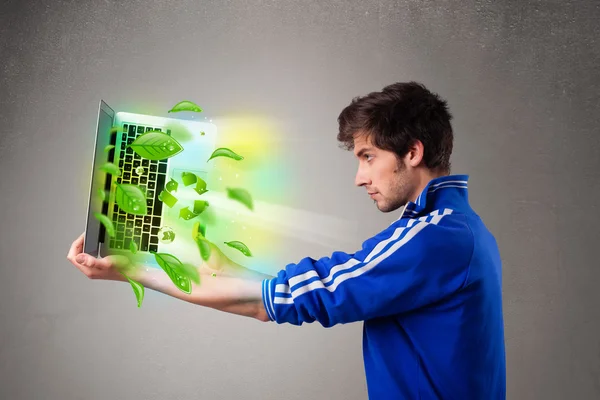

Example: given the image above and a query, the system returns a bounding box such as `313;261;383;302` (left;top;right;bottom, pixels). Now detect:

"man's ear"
407;140;424;168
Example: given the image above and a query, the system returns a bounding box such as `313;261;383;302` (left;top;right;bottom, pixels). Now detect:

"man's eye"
364;154;373;161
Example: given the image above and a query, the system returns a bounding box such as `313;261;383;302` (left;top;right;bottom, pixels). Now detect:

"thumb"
76;254;91;266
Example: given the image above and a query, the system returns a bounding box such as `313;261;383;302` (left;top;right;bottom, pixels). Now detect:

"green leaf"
153;253;192;294
196;238;212;261
191;221;206;241
94;212;115;237
115;184;147;215
168;100;203;113
200;131;205;136
194;177;208;195
97;189;106;202
181;172;197;186
166;178;178;193
224;240;253;257
226;187;253;211
193;200;209;215
158;190;178;208
179;263;200;284
207;147;244;162
109;126;120;135
129;241;138;254
100;162;121;176
128;131;183;160
123;274;145;307
104;144;115;153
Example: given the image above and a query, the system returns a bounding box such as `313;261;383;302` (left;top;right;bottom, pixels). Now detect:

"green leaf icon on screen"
181;172;197;186
194;177;208;195
226;187;253;211
104;144;115;153
115;184;147;215
193;200;209;215
100;162;121;176
129;241;138;254
166;178;178;193
94;212;115;237
224;240;253;257
207;148;244;162
179;206;198;221
167;100;203;113
153;253;192;294
128;131;183;160
123;274;145;307
158;190;178;208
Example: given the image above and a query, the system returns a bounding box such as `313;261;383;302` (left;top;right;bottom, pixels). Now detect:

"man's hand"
66;231;274;321
66;232;138;282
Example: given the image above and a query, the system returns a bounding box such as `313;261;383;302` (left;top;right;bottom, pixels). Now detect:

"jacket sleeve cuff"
261;278;276;322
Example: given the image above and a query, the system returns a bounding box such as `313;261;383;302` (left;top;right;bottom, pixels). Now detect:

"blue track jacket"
261;175;506;399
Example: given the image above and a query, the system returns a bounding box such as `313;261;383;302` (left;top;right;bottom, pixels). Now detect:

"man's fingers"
75;254;111;269
67;232;85;260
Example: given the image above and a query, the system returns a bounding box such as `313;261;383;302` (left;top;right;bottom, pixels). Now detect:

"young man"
68;82;506;399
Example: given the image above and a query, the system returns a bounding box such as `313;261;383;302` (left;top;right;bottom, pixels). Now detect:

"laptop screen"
83;101;115;256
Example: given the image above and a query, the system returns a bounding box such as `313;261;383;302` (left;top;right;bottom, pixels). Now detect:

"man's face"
353;134;417;213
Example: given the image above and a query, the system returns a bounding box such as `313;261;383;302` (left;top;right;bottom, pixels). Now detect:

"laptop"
83;100;217;268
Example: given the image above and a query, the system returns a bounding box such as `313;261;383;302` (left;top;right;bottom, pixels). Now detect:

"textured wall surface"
1;0;598;399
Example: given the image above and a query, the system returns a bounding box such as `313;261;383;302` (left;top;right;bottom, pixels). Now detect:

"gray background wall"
1;0;598;399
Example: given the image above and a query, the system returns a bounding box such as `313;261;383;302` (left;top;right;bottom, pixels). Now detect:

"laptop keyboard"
108;123;170;253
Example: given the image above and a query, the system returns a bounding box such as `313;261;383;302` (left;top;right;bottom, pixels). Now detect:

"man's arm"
135;262;273;321
67;233;275;321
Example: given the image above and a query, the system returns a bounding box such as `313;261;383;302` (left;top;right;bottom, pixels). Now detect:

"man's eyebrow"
355;147;374;158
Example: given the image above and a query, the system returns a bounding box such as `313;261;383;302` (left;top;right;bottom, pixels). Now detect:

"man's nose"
355;168;370;187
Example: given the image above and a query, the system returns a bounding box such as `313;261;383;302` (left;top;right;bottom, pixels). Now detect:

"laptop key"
125;155;133;163
158;163;167;173
142;233;149;249
150;236;158;244
156;174;166;190
124;238;131;250
118;215;125;223
118;160;124;168
137;126;145;134
143;224;150;233
148;181;155;190
133;160;140;168
140;176;147;184
123;164;132;172
123;172;131;180
134;227;141;236
131;177;138;185
135;219;142;227
126;220;134;229
129;125;136;135
149;164;157;172
149;172;156;181
144;216;152;224
149;244;158;253
125;228;133;237
146;198;153;207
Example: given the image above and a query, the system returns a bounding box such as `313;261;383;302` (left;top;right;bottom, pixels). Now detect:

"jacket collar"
396;174;470;221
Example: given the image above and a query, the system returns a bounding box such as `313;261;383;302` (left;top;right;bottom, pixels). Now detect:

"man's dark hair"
337;81;454;173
